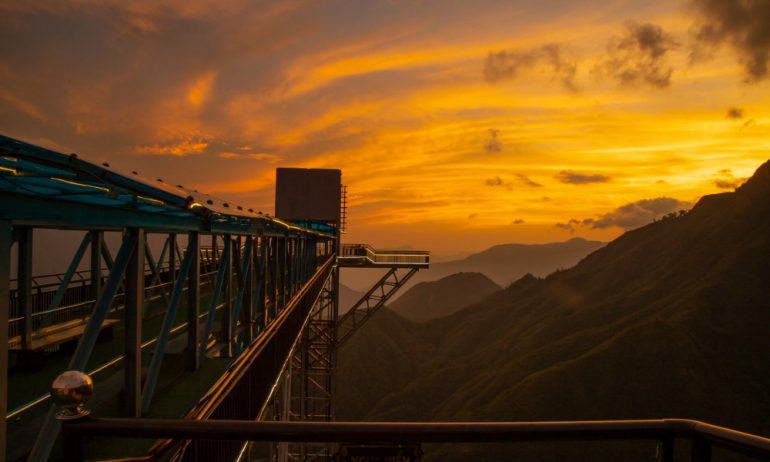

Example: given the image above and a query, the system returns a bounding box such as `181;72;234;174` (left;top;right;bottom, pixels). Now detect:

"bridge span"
0;135;429;461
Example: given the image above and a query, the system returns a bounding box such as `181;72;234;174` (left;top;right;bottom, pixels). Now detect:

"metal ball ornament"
50;370;93;420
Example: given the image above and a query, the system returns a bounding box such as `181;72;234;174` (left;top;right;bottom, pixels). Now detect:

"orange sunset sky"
1;0;769;256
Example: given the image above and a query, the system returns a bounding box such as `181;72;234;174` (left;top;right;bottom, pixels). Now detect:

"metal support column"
186;232;200;371
0;220;11;458
222;234;234;358
90;231;103;300
256;236;267;331
168;233;177;285
17;227;33;350
244;236;254;341
124;228;145;417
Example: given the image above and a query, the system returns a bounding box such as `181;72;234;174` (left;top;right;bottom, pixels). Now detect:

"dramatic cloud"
713;168;747;189
219;152;282;163
134;133;210;156
515;173;543;188
484;175;514;190
556;197;691;232
692;0;770;81
484;44;578;91
555;170;610;184
595;21;678;88
512;218;525;224
485;129;502;153
726;106;744;119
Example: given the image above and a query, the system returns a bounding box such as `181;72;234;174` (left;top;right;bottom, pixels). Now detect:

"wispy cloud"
556;197;691;232
555;170;611;184
135;133;210;156
594;21;678;88
713;168;747;189
692;0;770;81
219;152;282;163
484;43;578;91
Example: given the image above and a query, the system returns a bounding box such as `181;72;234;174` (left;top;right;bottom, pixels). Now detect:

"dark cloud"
713;168;747;189
484;175;514;190
485;129;502;153
515;173;543;187
468;213;478;219
726;106;744;119
692;0;770;81
555;170;611;184
554;219;581;233
594;21;678;88
484;44;578;91
556;197;691;232
512;218;525;225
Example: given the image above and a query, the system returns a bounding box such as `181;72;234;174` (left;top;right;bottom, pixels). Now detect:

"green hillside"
337;160;770;460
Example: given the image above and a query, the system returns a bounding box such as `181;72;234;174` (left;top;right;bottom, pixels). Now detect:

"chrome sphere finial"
50;370;93;420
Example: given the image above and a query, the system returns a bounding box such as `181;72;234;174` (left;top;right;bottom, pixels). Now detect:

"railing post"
124;228;144;417
0;220;11;458
17;226;33;350
186;232;200;371
691;437;711;462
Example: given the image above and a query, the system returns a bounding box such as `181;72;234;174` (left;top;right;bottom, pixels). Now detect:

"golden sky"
1;0;769;255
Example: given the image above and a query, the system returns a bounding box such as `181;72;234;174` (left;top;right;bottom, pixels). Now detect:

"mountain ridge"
338;159;770;460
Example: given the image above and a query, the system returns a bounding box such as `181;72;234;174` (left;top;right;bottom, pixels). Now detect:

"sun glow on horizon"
1;0;769;253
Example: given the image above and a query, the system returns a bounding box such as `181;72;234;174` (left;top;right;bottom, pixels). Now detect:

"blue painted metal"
0;135;336;239
141;235;196;413
199;235;231;363
143;236;170;314
40;232;92;328
231;236;253;334
28;233;136;462
253;238;267;333
0;220;11;456
70;234;135;370
186;232;201;371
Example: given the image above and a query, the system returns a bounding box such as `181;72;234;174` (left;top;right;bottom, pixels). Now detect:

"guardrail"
339;244;429;266
59;418;770;462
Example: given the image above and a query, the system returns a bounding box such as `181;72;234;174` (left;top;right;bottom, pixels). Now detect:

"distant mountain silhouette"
338;160;770;460
340;238;604;293
389;273;501;322
411;237;605;287
339;283;364;315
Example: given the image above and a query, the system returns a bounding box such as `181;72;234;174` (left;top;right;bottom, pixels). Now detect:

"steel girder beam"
141;233;196;413
124;228;145;417
0;220;11;458
186;232;200;371
144;235;170;313
29;232;137;462
336;267;419;346
90;230;103;300
199;234;230;364
17;227;33;350
41;232;91;328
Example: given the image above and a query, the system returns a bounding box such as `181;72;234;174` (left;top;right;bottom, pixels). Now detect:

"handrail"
339;243;429;266
59;418;770;462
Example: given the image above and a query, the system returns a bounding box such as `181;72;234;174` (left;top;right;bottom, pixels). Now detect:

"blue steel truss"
0;134;339;462
0;134;335;238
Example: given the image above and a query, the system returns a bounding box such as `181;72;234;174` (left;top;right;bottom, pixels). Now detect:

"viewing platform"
337;244;429;268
